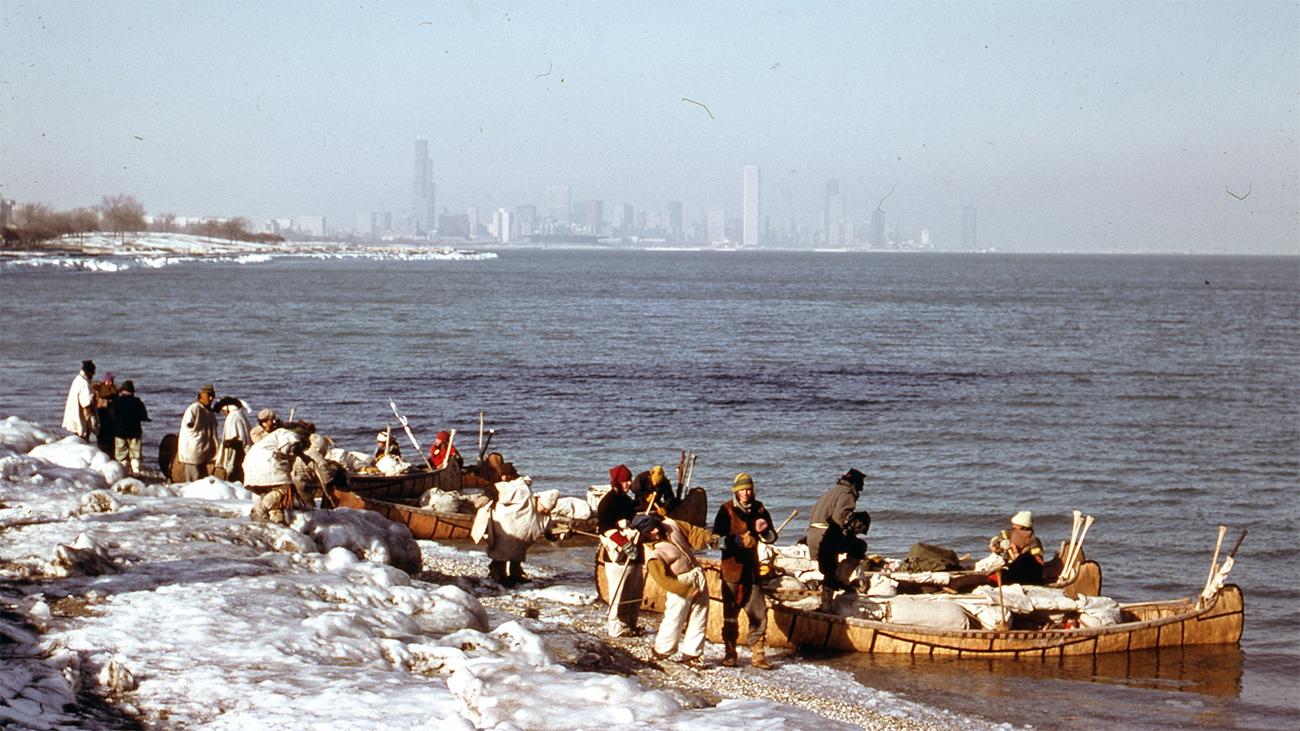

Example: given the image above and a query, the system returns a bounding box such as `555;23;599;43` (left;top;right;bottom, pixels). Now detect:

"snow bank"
0;415;865;729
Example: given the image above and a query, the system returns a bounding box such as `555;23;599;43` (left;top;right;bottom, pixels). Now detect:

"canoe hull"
768;584;1244;657
333;489;481;540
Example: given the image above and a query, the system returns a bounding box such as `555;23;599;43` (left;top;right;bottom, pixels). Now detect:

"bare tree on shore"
99;194;146;243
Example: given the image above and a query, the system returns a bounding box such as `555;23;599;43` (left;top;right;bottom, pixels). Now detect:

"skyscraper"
961;206;978;251
413;138;435;235
743;165;761;247
824;179;843;246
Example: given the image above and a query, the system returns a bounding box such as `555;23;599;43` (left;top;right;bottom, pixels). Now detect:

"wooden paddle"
1200;525;1228;601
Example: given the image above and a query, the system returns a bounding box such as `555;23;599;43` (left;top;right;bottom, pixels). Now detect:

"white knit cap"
1010;511;1033;528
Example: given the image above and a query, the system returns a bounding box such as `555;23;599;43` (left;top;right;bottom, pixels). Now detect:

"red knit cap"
609;464;632;487
436;431;451;442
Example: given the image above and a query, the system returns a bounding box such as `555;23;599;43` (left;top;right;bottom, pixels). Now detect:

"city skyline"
1;2;1296;254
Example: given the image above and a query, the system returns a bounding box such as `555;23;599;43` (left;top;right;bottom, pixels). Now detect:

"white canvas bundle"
887;595;970;630
974;552;1005;573
866;573;899;597
585;483;611;510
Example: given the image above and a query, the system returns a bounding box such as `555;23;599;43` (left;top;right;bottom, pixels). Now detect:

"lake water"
2;249;1297;729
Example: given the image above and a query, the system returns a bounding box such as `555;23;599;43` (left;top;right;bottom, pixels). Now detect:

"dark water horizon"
2;249;1296;729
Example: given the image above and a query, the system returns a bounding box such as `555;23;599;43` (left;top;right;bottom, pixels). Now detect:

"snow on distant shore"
0;415;854;730
0;232;495;273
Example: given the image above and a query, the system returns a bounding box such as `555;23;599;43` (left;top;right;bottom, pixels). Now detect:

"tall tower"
743;165;761;247
824;179;843;246
961;206;978;251
413;138;435;236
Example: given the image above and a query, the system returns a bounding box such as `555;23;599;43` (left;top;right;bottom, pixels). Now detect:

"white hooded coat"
61;370;95;438
242;428;304;487
216;407;252;473
486;476;547;562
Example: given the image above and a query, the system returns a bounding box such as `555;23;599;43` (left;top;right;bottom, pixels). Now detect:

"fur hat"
257;409;278;422
732;472;755;492
609;464;632;487
842;468;866;490
1011;511;1033;529
198;384;216;397
81;359;96;373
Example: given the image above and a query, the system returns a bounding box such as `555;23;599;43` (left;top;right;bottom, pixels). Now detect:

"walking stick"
994;569;1008;631
1200;525;1228;601
606;545;638;624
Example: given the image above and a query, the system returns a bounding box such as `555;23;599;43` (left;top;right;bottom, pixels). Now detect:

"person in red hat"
428;430;461;470
597;464;644;637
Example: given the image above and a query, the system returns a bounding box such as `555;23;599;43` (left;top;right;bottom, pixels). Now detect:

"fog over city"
1;1;1296;254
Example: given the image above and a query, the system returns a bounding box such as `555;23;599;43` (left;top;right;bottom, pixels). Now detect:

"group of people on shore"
61;359;150;474
59;359;1051;671
594;463;1051;671
62;360;340;525
597;465;783;669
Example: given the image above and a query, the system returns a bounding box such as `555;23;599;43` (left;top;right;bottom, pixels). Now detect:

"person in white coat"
213;397;252;482
61;359;97;440
242;425;314;524
481;469;548;586
175;384;218;482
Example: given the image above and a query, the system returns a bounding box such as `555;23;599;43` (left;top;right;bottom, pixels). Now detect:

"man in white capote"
243;423;320;524
61;359;97;439
213;397;252;482
175;384;218;481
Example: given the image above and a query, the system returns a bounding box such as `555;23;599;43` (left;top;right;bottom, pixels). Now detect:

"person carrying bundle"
806;468;870;608
644;515;707;668
482;466;548;586
243;423;323;525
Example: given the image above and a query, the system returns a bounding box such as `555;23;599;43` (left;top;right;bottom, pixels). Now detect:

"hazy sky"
2;1;1296;253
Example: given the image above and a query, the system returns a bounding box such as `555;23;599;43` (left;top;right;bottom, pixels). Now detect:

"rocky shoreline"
420;545;954;731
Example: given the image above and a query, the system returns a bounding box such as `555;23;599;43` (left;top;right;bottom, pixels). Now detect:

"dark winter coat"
712;498;776;585
110;394;150;440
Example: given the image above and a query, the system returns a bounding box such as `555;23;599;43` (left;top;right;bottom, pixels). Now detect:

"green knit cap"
732;472;754;492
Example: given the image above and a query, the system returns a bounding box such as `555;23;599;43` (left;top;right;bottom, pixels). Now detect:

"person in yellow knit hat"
631;464;677;513
711;471;778;669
